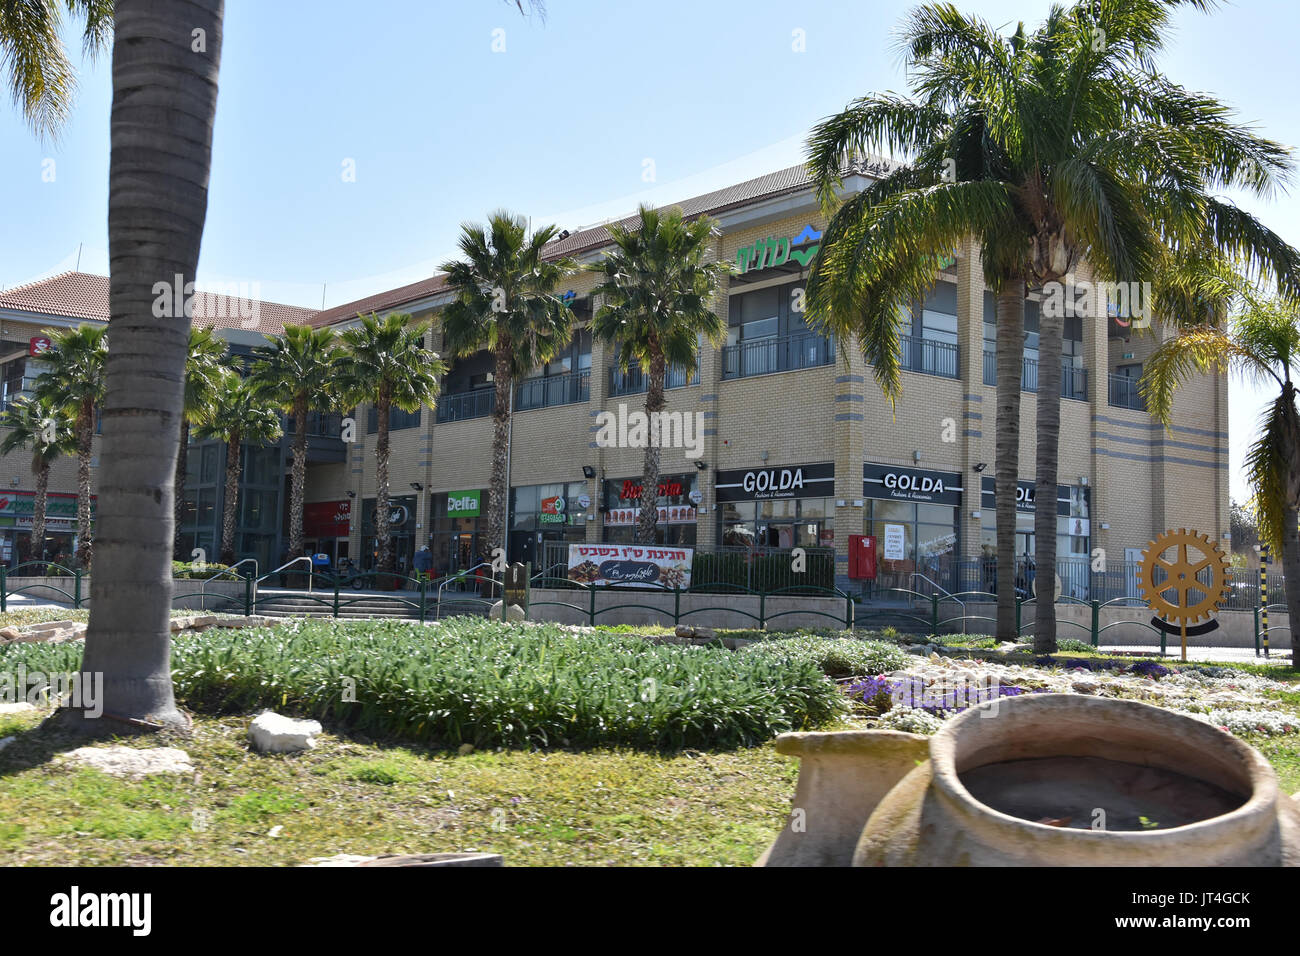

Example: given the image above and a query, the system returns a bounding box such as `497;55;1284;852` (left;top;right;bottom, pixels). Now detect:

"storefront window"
861;464;961;591
509;481;589;567
715;463;836;550
361;494;418;573
601;473;699;546
429;489;490;577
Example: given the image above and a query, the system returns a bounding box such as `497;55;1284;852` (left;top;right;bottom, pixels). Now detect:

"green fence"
529;575;855;629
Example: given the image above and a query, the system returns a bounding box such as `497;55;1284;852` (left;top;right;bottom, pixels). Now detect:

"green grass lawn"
0;708;798;866
4;616;1300;867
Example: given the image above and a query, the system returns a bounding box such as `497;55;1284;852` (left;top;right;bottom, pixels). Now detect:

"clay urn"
762;694;1300;867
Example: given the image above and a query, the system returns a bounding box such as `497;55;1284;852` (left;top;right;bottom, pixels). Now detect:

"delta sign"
447;490;481;518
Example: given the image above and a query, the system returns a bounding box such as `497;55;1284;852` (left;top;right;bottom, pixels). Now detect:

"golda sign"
715;463;835;502
863;464;962;506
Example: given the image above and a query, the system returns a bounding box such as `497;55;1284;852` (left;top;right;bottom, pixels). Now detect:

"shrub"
0;618;846;751
743;634;910;679
1056;639;1096;653
171;561;233;580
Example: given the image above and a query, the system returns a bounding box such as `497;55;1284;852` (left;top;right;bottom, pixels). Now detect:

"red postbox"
848;534;877;580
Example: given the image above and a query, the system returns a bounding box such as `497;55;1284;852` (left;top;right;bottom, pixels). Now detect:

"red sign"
541;495;564;515
28;336;51;357
303;500;350;537
619;479;684;500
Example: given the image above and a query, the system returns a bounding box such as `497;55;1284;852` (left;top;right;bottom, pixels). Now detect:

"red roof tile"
0;272;317;334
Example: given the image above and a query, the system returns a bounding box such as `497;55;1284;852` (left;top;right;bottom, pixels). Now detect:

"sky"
1;0;1296;503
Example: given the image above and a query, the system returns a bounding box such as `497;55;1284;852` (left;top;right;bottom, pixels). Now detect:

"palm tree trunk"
33;460;49;563
994;282;1025;641
1033;293;1064;654
636;348;667;545
375;388;393;576
488;344;512;565
75;400;94;569
1280;504;1300;665
174;419;189;560
289;393;308;560
220;435;241;565
78;0;223;732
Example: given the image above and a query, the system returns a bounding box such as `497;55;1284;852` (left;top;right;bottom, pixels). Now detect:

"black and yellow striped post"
1261;545;1270;660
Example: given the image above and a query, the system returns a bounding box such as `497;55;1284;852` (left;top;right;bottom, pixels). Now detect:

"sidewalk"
1098;644;1292;665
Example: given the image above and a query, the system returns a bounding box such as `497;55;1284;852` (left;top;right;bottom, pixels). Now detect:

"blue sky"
1;0;1295;503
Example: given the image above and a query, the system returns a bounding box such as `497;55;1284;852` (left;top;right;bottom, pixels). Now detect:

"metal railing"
945;557;1281;609
983;352;1088;400
1108;373;1147;411
538;541;836;593
609;363;699;396
436;387;494;423
898;335;959;379
722;332;835;380
515;369;590;410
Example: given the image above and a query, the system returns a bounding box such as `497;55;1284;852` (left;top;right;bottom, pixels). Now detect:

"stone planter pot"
763;694;1300;867
757;730;930;866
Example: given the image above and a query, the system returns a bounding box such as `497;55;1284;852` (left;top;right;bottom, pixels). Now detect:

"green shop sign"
447;490;481;517
735;224;822;275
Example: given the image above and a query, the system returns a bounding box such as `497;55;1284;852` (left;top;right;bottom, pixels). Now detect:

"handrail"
437;561;495;605
258;555;317;592
199;557;257;585
908;572;966;635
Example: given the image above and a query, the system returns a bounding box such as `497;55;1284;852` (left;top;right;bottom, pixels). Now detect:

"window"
720;497;835;550
366;406;422;432
724;280;833;378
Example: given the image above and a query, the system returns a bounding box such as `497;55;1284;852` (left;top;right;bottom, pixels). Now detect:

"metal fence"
539;542;837;593
939;557;1281;611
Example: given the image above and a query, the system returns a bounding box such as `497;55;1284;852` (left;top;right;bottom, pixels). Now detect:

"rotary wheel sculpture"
1136;528;1232;661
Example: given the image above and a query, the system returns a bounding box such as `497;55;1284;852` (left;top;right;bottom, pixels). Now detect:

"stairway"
250;589;490;621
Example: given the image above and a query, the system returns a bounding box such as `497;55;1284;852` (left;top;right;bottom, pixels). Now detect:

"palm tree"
806;0;1300;651
3;0;224;730
176;326;231;560
193;371;283;566
0;395;76;565
32;323;106;569
1142;287;1300;661
336;313;444;575
440;212;576;562
249;324;339;562
588;205;728;543
0;0;112;136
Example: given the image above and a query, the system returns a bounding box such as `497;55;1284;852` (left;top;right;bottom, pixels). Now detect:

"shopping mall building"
0;162;1229;594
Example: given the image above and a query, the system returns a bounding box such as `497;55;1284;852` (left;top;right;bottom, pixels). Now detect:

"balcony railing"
898;335;959;379
437;388;495;423
286;411;343;438
609;363;699;396
982;351;1088;401
516;368;590;411
722;331;835;380
1108;373;1147;411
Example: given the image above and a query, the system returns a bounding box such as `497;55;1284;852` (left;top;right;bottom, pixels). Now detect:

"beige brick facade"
0;172;1230;587
315;202;1228;588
